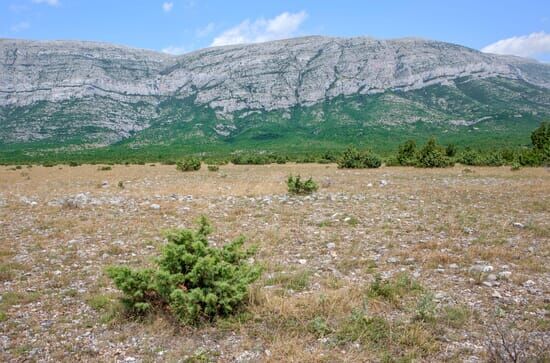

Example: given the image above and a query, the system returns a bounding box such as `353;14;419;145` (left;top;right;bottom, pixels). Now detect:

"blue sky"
2;0;549;60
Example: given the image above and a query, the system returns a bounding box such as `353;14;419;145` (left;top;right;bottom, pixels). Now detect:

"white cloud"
211;11;308;47
32;0;60;6
162;45;186;55
481;32;550;58
10;21;30;32
162;2;174;12
196;22;216;38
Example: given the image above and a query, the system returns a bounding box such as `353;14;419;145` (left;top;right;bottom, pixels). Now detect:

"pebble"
469;264;493;273
150;204;160;210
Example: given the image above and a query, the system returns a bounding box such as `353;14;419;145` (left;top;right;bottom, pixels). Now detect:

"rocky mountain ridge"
1;36;549;150
2;36;548;113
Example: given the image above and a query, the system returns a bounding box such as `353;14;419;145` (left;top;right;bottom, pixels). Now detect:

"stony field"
0;164;548;362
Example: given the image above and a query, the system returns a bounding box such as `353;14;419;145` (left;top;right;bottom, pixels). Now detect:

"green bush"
287;175;318;195
531;121;550;150
98;166;112;171
416;137;452;168
482;151;505;166
176;158;201;171
445;143;458;158
396;140;417;166
458;147;481;166
230;153;279;165
207;165;219;172
517;148;542;166
107;217;261;324
337;146;382;169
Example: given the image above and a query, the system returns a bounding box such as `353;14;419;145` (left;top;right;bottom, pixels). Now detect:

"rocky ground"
0;164;548;362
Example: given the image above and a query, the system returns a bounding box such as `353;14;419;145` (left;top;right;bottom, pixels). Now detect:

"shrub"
107;217;261;324
287;175;318;195
445;143;457;158
396;140;417;166
482;151;505;166
458;147;482;166
207;165;219;172
337;146;382;169
68;161;80;167
98;166;112;171
416;137;452;168
531;121;550;150
517;149;542;166
176;158;201;171
230;153;276;165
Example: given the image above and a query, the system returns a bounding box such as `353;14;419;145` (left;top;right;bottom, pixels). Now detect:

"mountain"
1;36;549;158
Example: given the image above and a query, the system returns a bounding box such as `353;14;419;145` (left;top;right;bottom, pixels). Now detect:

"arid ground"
0;164;548;362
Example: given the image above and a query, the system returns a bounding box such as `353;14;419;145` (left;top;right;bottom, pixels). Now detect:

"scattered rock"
387;257;399;264
469;264;493;273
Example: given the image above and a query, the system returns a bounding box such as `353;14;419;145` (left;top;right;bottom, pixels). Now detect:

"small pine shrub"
117;181;124;189
517;149;542;166
68;161;80;167
337;147;382;169
176;158;201;171
531;121;550;150
458;147;482;166
98;166;112;171
396;140;417;166
287;175;319;195
482;151;505;166
207;165;219;172
107;217;261;325
445;143;457;158
416;137;452;168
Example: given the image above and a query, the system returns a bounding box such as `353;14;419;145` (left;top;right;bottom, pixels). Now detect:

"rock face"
0;36;549;146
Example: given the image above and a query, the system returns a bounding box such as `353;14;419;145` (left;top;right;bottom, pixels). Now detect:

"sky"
1;0;550;61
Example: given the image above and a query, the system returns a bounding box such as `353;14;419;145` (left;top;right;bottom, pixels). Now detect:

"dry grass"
0;164;548;362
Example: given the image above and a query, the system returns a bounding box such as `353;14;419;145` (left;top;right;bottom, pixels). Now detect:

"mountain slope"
0;36;549;156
